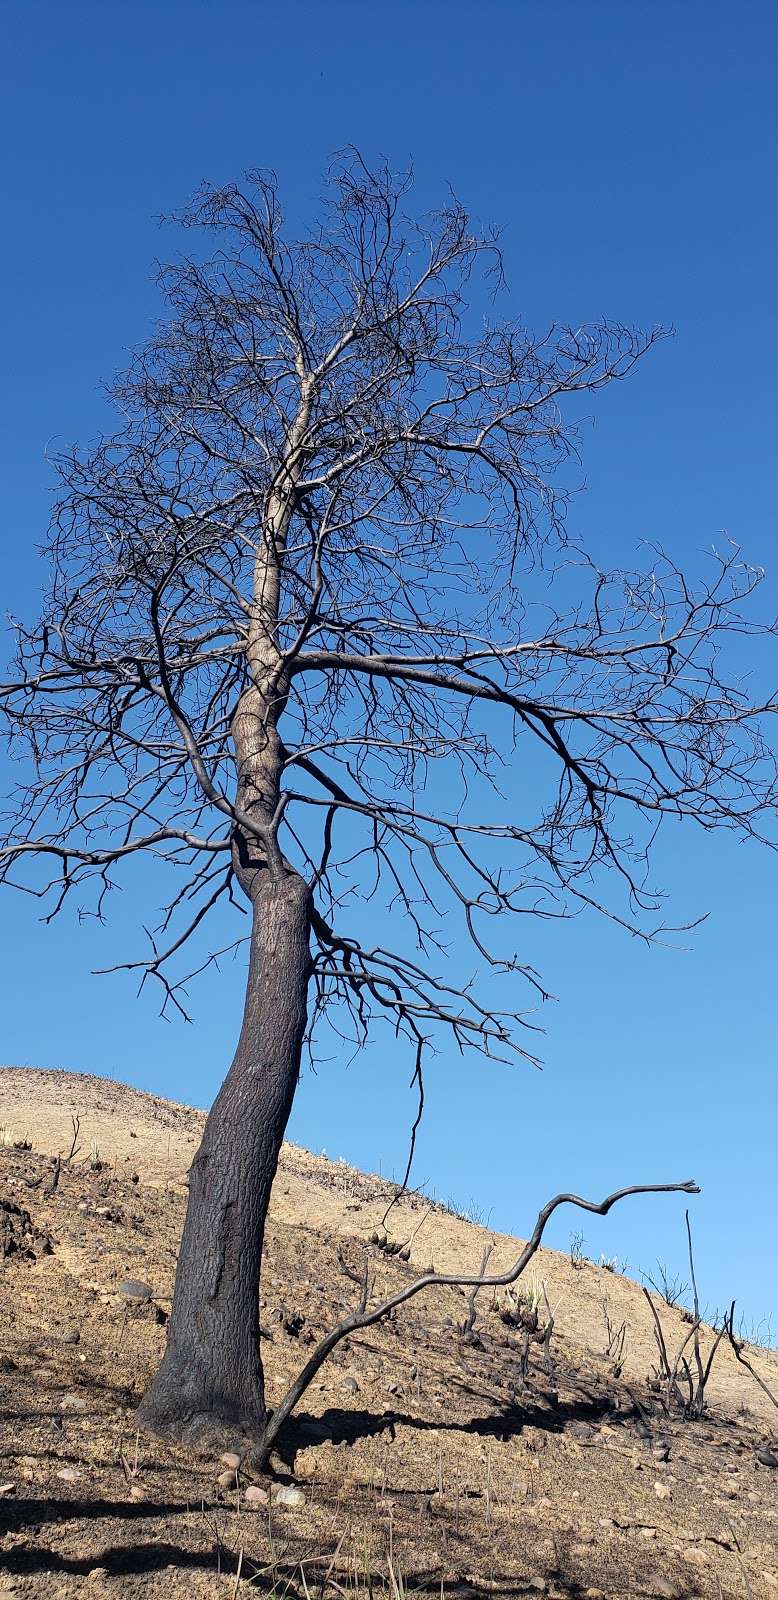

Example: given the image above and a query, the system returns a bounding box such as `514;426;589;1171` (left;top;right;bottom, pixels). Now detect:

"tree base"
136;1379;268;1454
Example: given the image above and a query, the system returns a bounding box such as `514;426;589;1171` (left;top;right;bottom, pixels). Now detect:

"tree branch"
253;1177;699;1464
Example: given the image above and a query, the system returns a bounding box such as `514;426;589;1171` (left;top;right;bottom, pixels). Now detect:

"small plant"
600;1253;616;1272
437;1193;493;1227
570;1229;586;1270
88;1137;103;1171
598;1251;628;1274
0;1123;31;1151
496;1271;547;1328
602;1297;628;1375
497;1273;560;1392
642;1258;690;1309
643;1210;727;1420
733;1310;776;1351
115;1425;142;1487
65;1115;81;1164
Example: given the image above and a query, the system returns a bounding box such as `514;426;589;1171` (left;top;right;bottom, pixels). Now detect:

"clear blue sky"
1;4;776;1336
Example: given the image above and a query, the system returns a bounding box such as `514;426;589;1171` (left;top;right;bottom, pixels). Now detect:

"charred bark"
137;870;311;1447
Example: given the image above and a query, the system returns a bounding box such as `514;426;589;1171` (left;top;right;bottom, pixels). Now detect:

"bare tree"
1;153;776;1449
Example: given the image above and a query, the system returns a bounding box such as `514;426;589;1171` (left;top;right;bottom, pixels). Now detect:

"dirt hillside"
0;1066;776;1599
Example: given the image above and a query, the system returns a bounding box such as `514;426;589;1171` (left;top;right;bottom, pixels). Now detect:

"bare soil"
0;1066;776;1599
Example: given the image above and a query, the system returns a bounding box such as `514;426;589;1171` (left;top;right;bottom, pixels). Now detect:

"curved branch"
253;1177;699;1464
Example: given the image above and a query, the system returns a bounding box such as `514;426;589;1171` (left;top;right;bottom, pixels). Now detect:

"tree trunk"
136;871;311;1448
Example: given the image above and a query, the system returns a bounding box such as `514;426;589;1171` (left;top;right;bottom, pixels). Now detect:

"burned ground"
0;1068;776;1599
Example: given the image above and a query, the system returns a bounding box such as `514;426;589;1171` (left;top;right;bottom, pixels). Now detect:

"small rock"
645;1577;684;1599
60;1392;88;1412
117;1279;152;1302
654;1481;671;1500
87;1570;108;1584
567;1421;594;1441
273;1484;306;1508
756;1447;778;1468
682;1547;711;1569
56;1467;82;1483
220;1451;241;1471
293;1448;321;1480
584;1590;606;1599
216;1470;236;1489
342;1376;360;1394
0;1483;15;1497
61;1329;80;1346
128;1485;146;1502
640;1526;657;1539
243;1484;269;1507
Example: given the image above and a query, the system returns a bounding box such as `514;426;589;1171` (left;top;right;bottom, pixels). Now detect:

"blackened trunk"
137;871;311;1448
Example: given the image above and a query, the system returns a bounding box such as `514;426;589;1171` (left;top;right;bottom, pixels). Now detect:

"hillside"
0;1066;776;1599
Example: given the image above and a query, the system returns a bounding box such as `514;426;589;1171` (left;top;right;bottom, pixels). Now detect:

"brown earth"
0;1065;776;1599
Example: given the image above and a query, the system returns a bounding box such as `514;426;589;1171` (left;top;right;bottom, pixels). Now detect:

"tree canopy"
2;153;776;1071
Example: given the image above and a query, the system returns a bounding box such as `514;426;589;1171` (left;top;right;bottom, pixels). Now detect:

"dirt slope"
0;1066;776;1599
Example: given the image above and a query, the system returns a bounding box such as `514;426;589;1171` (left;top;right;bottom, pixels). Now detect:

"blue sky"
1;3;776;1336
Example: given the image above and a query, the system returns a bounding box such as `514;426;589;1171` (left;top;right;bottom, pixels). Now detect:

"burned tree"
1;154;776;1448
